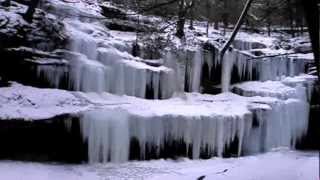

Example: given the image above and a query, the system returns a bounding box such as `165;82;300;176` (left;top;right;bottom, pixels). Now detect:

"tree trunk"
176;16;186;38
189;4;195;30
302;0;320;79
222;0;229;35
220;0;254;92
23;0;41;23
267;19;271;36
220;0;254;58
176;0;186;38
205;0;210;36
1;0;11;7
189;19;194;30
287;0;295;37
214;20;219;30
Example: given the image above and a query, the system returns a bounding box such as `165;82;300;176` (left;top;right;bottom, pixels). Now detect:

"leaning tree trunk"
220;0;254;58
220;0;254;92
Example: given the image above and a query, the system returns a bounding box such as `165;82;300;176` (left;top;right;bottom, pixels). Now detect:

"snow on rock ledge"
0;82;311;163
0;82;90;120
233;74;317;101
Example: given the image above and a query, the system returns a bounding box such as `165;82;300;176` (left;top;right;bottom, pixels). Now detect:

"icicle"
221;50;235;92
81;109;130;163
190;49;203;92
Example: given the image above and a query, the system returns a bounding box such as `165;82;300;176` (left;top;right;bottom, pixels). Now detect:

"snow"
44;0;102;17
0;3;29;35
149;150;318;180
289;53;315;60
233;81;301;100
228;31;277;48
0;82;90;120
0;149;317;180
234;74;317;101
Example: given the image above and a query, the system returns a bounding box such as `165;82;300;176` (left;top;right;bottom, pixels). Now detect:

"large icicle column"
233;75;316;154
79;92;254;163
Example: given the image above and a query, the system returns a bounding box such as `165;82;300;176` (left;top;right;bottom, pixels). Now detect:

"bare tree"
176;0;195;38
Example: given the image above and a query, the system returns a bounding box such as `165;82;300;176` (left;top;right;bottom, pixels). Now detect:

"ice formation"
221;50;236;92
164;49;204;93
163;40;312;95
36;3;177;99
79;92;252;163
233;76;316;153
220;48;312;84
0;79;313;163
77;75;313;163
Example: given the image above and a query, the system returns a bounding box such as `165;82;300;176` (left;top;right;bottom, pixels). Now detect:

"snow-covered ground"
0;149;317;180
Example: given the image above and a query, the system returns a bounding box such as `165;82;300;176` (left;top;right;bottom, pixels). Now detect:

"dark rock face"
296;82;320;150
0;114;241;163
100;3;127;20
0;3;67;51
0;76;9;87
100;3;157;33
0;115;87;163
104;19;156;33
0;47;68;88
0;2;68;88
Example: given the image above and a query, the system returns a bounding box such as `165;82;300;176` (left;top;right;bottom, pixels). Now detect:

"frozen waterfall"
36;16;177;99
31;0;316;164
77;81;312;163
